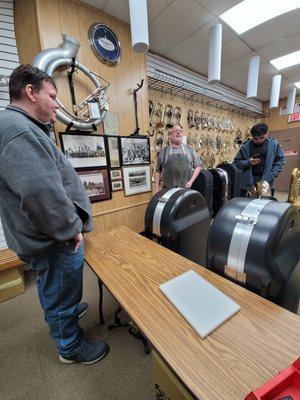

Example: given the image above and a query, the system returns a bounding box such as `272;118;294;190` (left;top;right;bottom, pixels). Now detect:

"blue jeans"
25;240;85;357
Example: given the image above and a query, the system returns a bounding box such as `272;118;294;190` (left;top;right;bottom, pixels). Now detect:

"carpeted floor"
0;265;155;400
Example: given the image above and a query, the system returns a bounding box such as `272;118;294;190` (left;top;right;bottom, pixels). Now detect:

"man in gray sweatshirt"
0;65;109;364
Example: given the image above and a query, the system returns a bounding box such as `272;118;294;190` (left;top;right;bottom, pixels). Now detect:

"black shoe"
59;341;109;365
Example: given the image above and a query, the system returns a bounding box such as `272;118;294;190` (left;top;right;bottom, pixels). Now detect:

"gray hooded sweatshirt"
0;105;93;256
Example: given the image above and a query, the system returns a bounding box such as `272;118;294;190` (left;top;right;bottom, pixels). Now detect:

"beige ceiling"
81;0;300;102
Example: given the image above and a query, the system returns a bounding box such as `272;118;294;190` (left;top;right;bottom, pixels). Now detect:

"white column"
247;55;260;98
286;87;296;114
269;75;282;108
208;23;222;84
129;0;149;53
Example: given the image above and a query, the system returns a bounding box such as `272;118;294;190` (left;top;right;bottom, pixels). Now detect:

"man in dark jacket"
234;123;285;197
0;65;109;364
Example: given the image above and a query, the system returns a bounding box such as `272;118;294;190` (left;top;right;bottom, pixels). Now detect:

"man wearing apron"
154;125;202;193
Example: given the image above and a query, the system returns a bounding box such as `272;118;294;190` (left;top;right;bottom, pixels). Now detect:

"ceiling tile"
258;32;300;60
280;64;300;80
79;0;107;10
189;54;209;77
103;0;130;24
148;0;174;23
241;9;300;50
196;0;241;16
221;53;255;79
149;0;213;54
165;19;234;66
259;62;278;76
222;70;249;87
257;84;272;101
222;38;252;65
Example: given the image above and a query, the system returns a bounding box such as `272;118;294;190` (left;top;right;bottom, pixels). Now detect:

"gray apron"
162;145;192;189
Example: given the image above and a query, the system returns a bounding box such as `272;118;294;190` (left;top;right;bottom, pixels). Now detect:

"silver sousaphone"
33;34;109;131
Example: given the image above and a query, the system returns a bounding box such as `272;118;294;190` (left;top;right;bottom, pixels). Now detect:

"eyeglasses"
170;129;183;134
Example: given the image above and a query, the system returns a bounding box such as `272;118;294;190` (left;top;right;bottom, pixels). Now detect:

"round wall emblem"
88;23;121;67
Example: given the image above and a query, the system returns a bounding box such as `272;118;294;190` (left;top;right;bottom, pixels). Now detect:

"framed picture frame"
120;136;150;166
106;135;121;168
103;111;119;135
111;180;123;192
123;165;152;196
60;131;108;169
77;168;111;202
110;169;122;181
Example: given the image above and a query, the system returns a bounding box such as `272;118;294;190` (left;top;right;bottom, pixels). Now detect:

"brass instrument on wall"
247;181;271;198
33;34;109;131
172;106;182;126
287;168;300;204
163;104;173;125
187;109;194;128
150;102;164;128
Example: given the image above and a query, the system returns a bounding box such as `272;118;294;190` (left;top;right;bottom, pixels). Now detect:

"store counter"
85;226;300;400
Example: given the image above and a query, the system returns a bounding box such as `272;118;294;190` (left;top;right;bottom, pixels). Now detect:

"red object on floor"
245;358;300;400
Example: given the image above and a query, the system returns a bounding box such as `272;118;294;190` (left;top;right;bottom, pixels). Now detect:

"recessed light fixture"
270;50;300;70
295;81;300;88
220;0;300;35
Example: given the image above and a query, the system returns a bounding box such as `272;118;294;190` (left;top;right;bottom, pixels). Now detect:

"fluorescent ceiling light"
220;0;300;35
270;50;300;70
295;81;300;88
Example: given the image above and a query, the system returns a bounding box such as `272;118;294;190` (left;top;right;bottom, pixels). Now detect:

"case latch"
235;214;257;225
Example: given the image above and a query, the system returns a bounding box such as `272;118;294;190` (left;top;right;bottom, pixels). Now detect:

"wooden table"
85;226;300;400
0;248;23;272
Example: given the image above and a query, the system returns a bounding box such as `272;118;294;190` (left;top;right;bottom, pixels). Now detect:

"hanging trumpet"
172;106;182;126
287;168;300;204
187;109;194;128
150;102;164;128
33;34;109;131
163;104;173;125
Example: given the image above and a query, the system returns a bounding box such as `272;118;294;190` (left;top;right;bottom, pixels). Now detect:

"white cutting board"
160;269;240;338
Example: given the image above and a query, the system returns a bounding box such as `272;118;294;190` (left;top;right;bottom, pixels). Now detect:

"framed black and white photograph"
111;180;123;192
123;165;151;196
60;132;107;169
103;111;119;135
110;169;122;181
120;136;150;166
77;169;111;202
106;135;121;168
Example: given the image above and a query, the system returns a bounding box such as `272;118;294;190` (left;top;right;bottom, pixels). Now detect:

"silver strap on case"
152;188;182;236
227;199;271;275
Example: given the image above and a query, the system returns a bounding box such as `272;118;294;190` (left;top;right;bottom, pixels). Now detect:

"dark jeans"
25;240;85;357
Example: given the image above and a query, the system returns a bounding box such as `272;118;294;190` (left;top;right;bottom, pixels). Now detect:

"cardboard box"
152;350;194;400
0;267;25;302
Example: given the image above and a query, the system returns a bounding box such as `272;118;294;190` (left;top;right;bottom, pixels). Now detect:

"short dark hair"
251;123;268;137
9;64;57;102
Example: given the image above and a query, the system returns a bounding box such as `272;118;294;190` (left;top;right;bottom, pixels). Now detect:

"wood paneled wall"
264;95;300;131
14;0;150;234
149;88;259;168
